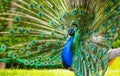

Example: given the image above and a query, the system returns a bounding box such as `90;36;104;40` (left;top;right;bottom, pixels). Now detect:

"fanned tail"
0;0;68;68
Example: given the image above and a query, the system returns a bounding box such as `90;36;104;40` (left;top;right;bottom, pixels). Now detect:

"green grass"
0;69;75;76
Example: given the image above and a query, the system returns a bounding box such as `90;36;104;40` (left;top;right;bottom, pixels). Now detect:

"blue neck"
62;36;74;68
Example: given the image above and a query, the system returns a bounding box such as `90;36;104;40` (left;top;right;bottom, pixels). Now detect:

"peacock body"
0;0;120;76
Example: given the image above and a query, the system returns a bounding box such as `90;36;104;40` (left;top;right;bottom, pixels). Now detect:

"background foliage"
113;30;120;48
0;0;11;31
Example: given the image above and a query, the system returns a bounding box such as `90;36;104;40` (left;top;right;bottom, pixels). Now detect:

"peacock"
0;0;120;76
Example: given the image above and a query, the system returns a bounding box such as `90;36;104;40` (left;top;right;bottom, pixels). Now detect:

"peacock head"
68;23;78;36
68;28;75;36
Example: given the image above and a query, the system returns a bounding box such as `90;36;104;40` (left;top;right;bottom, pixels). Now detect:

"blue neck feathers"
62;36;74;68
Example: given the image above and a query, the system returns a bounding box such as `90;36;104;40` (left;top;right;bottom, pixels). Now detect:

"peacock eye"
30;61;34;65
68;28;75;36
1;45;6;51
24;60;28;65
26;51;31;56
38;12;43;17
39;5;43;9
18;28;23;33
30;4;35;8
21;48;25;52
13;53;17;58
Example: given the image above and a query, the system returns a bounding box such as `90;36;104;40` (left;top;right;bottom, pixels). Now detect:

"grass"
0;69;120;76
0;69;75;76
0;57;120;76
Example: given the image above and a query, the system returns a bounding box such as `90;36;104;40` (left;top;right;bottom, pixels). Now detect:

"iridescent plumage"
0;0;120;76
62;28;75;68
